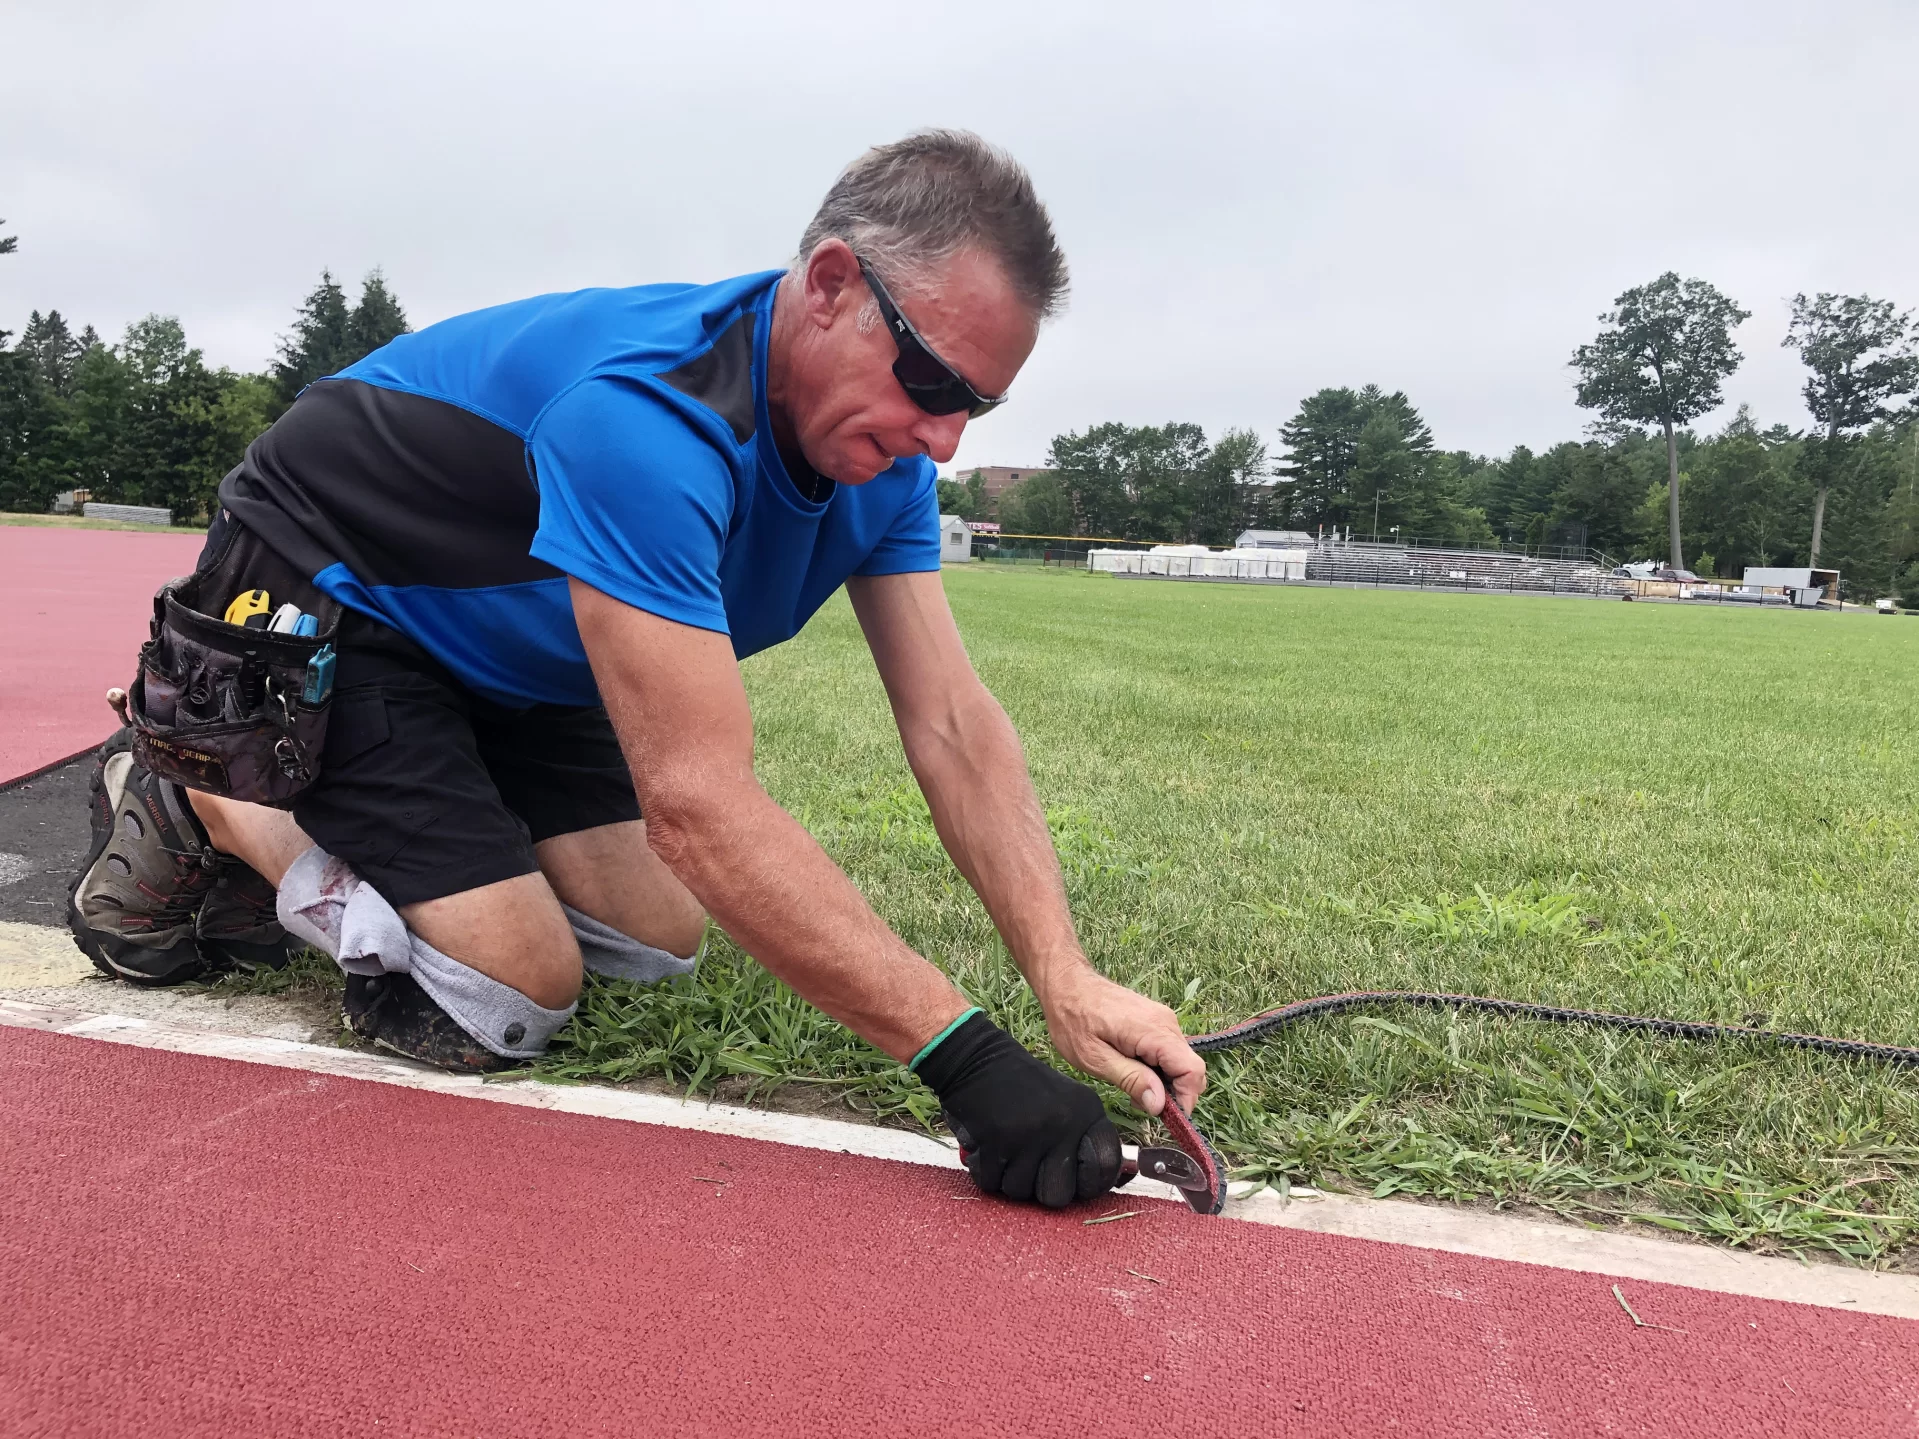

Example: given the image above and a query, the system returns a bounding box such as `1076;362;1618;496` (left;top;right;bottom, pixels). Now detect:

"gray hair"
794;129;1069;324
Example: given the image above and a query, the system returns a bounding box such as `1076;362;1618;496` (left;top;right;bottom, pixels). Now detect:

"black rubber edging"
0;741;108;796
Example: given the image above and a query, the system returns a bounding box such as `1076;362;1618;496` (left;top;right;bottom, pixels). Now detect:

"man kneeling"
68;130;1204;1210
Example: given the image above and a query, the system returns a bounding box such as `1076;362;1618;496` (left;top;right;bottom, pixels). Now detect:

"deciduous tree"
1190;428;1268;545
1572;273;1749;571
996;471;1074;536
1782;292;1918;564
936;469;989;520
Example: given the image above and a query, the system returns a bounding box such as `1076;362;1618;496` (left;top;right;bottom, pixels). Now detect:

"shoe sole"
349;1014;516;1074
65;733;209;988
365;1033;511;1072
343;978;521;1075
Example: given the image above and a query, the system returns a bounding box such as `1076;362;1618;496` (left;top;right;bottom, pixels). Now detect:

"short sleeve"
527;376;734;635
854;459;942;576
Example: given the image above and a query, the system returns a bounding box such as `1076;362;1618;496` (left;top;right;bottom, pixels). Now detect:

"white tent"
1089;546;1309;581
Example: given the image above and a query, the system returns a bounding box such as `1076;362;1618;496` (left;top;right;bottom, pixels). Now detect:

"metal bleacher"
1304;540;1630;598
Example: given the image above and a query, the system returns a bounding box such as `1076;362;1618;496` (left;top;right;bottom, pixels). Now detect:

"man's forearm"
900;687;1092;1001
642;780;969;1063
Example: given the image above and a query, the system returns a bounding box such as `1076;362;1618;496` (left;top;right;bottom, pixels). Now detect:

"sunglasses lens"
898;373;1004;418
892;359;975;416
890;341;952;389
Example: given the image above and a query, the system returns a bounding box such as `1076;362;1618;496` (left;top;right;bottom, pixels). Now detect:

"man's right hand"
914;1011;1123;1208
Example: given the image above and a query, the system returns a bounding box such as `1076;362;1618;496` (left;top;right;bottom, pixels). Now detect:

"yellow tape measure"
223;589;271;627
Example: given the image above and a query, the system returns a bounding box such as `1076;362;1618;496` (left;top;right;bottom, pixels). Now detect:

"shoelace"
131;843;218;917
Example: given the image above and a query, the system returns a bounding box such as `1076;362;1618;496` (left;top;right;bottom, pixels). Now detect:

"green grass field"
1;512;206;534
541;568;1919;1262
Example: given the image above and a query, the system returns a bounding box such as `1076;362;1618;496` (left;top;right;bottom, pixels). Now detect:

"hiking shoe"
343;972;521;1074
68;731;219;985
198;857;295;973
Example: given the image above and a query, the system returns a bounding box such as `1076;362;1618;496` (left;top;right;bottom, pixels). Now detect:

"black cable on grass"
1188;991;1919;1067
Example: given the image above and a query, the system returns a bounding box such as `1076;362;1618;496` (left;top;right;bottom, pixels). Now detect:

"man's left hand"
1038;965;1207;1116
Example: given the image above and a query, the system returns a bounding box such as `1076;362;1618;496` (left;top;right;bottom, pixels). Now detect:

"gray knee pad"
563;903;701;985
277;846;576;1059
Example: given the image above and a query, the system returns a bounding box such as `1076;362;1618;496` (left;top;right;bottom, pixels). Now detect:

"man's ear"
802;239;861;331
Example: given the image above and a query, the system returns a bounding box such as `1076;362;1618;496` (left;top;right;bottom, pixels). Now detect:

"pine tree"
64;342;132;499
272;268;411;403
1484;446;1557;543
20;310;84;396
1276;387;1366;528
351;269;410;356
273;271;355;402
0;342;65;512
1277;386;1435;533
1355;385;1434;456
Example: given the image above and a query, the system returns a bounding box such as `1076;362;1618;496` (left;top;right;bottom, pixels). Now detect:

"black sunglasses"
857;257;1008;419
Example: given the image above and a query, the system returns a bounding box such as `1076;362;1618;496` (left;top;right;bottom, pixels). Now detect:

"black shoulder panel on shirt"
656;310;757;444
219;379;562;591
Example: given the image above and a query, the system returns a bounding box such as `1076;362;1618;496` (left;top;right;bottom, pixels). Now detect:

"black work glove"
914;1011;1123;1209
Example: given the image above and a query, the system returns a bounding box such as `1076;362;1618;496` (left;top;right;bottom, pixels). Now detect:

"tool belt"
126;519;343;808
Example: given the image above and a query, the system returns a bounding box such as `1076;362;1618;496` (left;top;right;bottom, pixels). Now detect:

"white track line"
4;996;1916;1321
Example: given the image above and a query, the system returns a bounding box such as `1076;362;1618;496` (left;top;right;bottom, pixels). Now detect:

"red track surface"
5;1029;1912;1437
0;527;205;784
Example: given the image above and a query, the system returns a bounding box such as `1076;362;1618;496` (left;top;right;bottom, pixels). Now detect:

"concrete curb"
0;920;94;986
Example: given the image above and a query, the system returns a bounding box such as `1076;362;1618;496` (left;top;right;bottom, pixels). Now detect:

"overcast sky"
6;1;1916;473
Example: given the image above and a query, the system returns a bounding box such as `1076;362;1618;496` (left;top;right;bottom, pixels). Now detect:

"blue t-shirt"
220;270;940;707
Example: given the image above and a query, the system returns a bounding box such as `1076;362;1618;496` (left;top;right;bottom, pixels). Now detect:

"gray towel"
563;902;702;985
276;846;575;1059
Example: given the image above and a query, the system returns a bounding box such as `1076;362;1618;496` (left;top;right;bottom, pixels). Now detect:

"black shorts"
197;519;641;908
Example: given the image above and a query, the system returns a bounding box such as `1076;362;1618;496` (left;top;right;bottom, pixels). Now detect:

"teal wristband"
908;1007;983;1073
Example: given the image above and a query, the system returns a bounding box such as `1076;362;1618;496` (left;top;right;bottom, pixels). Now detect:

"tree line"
5;230;1915;598
952;274;1919;601
0;229;410;522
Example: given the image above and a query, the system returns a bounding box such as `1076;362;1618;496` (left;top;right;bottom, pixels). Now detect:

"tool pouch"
127;520;344;808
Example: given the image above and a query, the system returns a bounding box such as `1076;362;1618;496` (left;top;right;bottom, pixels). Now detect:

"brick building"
950;465;1043;501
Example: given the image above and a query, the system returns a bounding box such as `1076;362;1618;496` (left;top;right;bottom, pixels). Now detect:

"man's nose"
912;409;969;465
